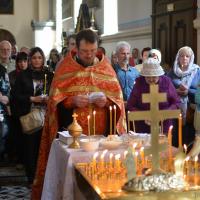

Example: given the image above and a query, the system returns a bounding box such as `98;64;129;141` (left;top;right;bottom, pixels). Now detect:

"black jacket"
12;68;53;117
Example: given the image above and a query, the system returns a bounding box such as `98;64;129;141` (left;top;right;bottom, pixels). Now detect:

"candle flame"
93;110;96;115
183;144;187;151
132;143;137;148
195;156;198;162
113;105;116;110
169;125;173;131
93;152;99;159
102;149;108;156
87;115;90;120
109;106;112;111
115;154;120;160
185;156;190;162
100;154;104;159
124;150;128;158
109;153;113;159
135;151;138;157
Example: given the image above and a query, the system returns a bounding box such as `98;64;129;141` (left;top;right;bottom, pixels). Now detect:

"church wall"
118;0;151;29
100;0;152;59
0;0;37;49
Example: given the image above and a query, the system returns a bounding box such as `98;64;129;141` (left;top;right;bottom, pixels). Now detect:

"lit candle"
87;115;90;136
109;153;113;168
183;144;187;154
92;152;99;170
132;143;137;155
168;125;173;170
134;151;138;173
100;153;105;171
115;154;121;171
140;147;145;168
195;156;198;177
102;149;108;157
93;110;96;135
168;125;173;146
178;114;182;149
124;150;128;160
113;105;116;134
185;156;190;176
44;74;47;95
194;156;198;185
109;106;112;135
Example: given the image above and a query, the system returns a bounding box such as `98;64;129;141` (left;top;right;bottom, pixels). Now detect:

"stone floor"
0;161;31;200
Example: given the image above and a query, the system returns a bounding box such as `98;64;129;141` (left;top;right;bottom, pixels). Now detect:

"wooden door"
152;0;197;70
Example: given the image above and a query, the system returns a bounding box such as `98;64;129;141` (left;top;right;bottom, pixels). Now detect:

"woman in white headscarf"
168;46;200;124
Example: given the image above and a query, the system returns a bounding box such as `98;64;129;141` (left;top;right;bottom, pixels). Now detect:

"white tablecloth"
41;139;90;200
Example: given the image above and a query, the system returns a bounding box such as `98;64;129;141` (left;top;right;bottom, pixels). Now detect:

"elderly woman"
127;58;180;134
168;46;200;124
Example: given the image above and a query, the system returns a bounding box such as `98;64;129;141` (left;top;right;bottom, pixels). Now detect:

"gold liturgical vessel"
68;113;82;149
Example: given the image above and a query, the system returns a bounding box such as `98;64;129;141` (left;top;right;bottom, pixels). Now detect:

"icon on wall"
0;0;14;15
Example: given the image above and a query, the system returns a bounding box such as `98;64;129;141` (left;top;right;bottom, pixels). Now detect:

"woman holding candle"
13;47;53;185
127;58;181;134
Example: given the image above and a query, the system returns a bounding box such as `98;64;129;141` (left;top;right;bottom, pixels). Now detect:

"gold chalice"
67;113;82;149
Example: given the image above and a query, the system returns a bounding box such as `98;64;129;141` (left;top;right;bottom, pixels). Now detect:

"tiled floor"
0;162;31;200
0;186;31;200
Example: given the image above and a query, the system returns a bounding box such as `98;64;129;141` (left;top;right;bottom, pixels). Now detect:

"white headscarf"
173;46;198;88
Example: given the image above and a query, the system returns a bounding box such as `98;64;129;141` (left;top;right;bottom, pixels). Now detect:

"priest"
31;29;126;199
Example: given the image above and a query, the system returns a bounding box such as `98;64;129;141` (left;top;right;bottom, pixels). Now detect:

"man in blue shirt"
114;41;140;101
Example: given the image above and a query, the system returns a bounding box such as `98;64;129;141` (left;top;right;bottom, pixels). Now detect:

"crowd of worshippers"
0;29;200;191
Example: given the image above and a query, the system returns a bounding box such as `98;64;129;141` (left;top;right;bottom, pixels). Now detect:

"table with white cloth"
41;138;128;200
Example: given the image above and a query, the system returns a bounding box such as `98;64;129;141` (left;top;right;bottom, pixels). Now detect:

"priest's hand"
93;95;107;108
73;95;89;108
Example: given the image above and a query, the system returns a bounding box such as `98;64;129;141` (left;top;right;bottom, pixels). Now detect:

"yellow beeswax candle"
140;147;145;168
93;110;96;135
109;106;112;135
178;114;182;148
44;74;47;95
168;125;173;170
113;105;116;134
87;115;90;136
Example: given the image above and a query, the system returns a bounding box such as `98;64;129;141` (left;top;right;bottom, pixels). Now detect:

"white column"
103;0;118;35
56;0;62;51
74;0;82;28
193;0;200;65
